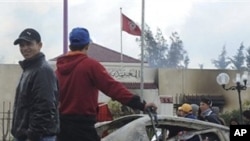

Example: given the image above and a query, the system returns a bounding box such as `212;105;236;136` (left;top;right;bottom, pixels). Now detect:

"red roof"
50;43;141;63
49;43;157;90
88;43;141;63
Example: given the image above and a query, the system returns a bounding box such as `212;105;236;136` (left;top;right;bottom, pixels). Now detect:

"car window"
146;124;200;141
167;128;224;141
96;115;229;141
96;115;143;138
200;132;220;141
146;125;224;141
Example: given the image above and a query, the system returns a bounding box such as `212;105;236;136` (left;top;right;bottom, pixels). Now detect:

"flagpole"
63;0;68;54
120;8;123;64
140;0;145;102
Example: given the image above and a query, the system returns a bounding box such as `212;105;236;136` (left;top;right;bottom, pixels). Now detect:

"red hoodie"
56;52;145;116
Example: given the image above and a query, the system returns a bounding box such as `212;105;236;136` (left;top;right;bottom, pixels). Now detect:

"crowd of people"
177;97;224;125
176;98;227;141
9;26;250;141
10;27;157;141
177;98;250;126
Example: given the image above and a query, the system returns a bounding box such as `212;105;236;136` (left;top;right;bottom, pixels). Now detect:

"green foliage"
167;32;188;68
245;47;250;71
107;100;135;119
212;42;250;70
184;55;190;69
135;24;250;69
220;109;240;126
211;45;231;69
220;100;250;126
107;100;122;119
142;26;169;67
136;25;189;68
229;42;246;70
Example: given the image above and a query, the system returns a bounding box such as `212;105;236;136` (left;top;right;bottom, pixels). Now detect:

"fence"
0;102;13;141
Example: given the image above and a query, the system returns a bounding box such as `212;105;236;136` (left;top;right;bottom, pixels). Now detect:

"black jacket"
198;110;222;125
11;53;59;141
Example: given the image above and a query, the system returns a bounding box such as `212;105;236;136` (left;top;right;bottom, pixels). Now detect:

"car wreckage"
95;114;229;141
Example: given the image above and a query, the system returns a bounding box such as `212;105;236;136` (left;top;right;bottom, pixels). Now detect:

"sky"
1;0;250;69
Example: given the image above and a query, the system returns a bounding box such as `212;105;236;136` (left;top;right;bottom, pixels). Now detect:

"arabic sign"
107;68;141;80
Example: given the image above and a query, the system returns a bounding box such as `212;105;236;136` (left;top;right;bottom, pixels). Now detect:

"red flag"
122;13;141;36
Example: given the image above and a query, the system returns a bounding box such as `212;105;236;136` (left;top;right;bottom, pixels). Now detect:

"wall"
1;63;250;139
158;69;250;112
0;63;158;110
0;64;21;105
1;64;249;113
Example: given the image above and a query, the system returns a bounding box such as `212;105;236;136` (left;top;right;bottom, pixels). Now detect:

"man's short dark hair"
69;44;88;51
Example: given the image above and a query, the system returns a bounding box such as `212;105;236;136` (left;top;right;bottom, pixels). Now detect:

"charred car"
95;114;229;141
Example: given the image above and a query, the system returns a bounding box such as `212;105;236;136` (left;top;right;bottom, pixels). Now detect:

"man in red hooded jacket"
55;27;157;141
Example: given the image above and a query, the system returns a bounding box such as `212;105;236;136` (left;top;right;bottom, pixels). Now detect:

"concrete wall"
1;63;250;139
0;64;21;105
1;64;249;113
0;63;158;110
1;64;250;110
0;64;21;140
158;69;250;112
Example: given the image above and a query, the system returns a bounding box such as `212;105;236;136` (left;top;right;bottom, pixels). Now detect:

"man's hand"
144;102;157;112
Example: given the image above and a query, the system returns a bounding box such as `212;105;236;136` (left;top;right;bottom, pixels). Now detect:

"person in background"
55;27;157;141
211;106;226;125
176;106;183;117
242;109;250;124
179;103;199;141
181;103;197;119
229;117;239;125
191;104;199;117
168;106;184;139
11;28;59;141
198;100;223;141
198;97;222;125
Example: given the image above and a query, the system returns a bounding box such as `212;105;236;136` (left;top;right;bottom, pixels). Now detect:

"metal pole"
237;87;243;124
120;8;123;64
140;0;145;102
63;0;68;54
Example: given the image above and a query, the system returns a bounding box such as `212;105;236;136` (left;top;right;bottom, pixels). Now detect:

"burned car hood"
95;114;229;141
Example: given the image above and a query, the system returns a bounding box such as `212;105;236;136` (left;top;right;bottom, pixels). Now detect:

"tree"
166;32;189;68
184;55;190;69
211;45;231;69
137;26;168;67
136;26;189;68
229;42;246;70
199;64;204;69
245;47;250;71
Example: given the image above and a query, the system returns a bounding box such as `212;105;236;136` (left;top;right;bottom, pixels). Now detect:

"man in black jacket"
198;97;222;125
11;28;59;141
